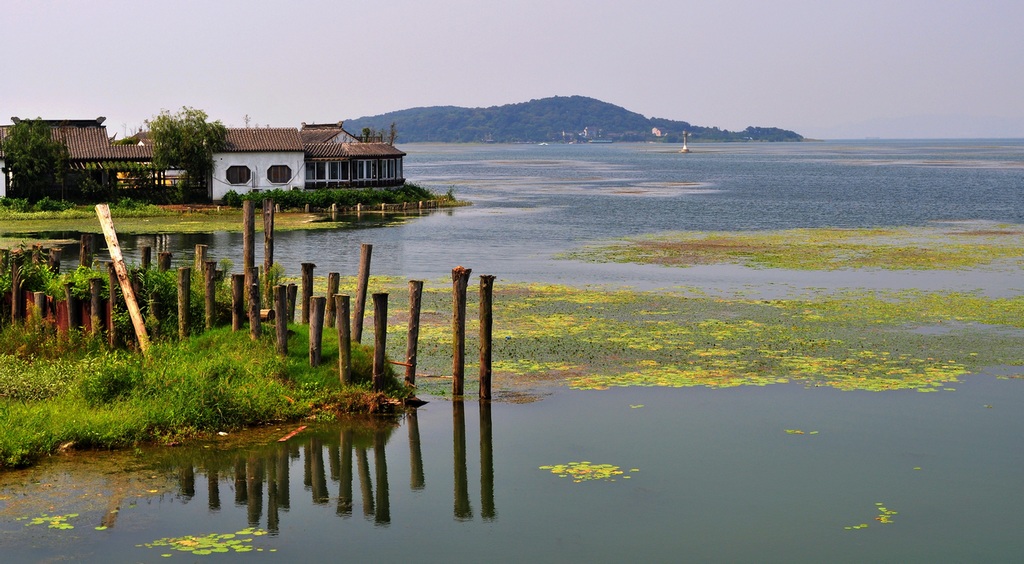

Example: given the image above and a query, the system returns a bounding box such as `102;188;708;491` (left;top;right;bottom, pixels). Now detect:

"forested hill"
343;96;803;143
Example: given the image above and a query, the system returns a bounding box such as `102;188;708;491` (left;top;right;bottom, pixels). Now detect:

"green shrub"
79;354;143;406
34;197;75;212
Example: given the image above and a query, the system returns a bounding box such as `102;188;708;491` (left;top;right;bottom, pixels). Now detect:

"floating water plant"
538;461;637;483
139;528;274;556
561;226;1024;271
18;512;78;530
844;502;897;530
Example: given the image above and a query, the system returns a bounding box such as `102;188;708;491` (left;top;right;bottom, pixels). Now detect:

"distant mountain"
343;96;803;143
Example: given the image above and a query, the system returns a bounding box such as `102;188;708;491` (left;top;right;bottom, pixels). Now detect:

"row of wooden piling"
3;198;496;399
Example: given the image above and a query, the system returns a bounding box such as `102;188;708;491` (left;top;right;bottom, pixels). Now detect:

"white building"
209;128;306;200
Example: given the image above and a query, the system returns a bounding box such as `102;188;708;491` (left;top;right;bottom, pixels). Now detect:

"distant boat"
679;131;691;153
588;139;613;144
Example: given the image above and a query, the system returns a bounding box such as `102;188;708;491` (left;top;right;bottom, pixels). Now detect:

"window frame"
267;165;292;184
226;165;252;185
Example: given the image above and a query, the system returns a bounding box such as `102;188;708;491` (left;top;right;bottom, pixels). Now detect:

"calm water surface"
3;141;1023;561
42;139;1024;291
3;378;1023;562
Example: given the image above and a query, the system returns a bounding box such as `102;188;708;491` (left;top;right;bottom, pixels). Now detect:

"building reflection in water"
167;400;496;531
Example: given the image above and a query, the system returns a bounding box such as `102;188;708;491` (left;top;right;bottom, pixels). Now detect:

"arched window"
267;165;292;184
226;165;251;185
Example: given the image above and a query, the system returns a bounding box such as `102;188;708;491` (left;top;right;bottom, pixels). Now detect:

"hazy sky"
2;0;1022;139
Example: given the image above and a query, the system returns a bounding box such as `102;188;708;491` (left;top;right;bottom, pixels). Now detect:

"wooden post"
300;262;315;324
353;243;372;343
90;278;103;336
326;272;340;328
80;234;93;268
336;294;352;385
274;284;288;355
32;291;46;322
204;260;217;330
479;275;495;400
107;262;118;347
194;244;208;273
372;292;388;392
405;280;424;386
95;205;150;353
243;200;255;276
178;267;191;340
263;198;274;298
158;251;172;272
286;283;298;323
248;278;261;340
451;266;472;396
309;296;326;367
65;282;80;329
10;257;22;323
48;247;61;273
140;246;152;270
231;274;245;331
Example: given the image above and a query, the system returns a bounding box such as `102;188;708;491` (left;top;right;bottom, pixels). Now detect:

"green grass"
0;325;404;468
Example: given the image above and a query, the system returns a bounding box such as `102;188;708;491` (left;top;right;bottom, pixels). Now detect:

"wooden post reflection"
311;437;329;504
234;458;247;506
277;445;291;510
454;400;473;520
303;440;313;491
408;410;425;490
337;429;354;517
374;429;391;524
480;399;496;520
328;444;341;481
246;454;264;527
267;452;280;534
178;464;195;500
207;470;221;511
357;447;375;517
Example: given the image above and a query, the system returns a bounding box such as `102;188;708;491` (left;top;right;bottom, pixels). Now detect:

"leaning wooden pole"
372;292;388;392
243;200;255;275
263;198;275;298
204;260;217;330
336;294;352;385
479;275;495;400
95;204;151;353
451;266;472;396
405;280;424;386
300;263;315;324
309;297;327;367
274;284;288;355
353;243;372;343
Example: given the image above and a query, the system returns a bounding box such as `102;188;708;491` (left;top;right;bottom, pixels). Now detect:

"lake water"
3;140;1024;562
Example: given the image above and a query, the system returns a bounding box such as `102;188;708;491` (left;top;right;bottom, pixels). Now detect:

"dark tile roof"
224;128;304;152
299;126;359;144
0;123;151;161
304;142;406;159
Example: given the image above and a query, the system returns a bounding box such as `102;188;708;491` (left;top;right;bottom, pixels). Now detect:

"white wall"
210;151;305;201
0;158;6;198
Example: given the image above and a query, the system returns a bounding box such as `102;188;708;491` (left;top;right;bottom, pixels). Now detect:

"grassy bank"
0;182;463;237
0;324;405;468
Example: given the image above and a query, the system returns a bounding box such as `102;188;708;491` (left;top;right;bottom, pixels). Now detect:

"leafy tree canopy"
0;119;69;202
145;107;227;190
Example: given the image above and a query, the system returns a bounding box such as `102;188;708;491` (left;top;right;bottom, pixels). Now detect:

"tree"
387;121;398;145
145;107;227;202
0;118;68;202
